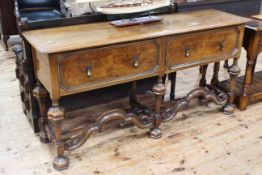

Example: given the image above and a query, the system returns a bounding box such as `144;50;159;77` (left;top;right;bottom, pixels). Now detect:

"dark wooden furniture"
0;0;18;50
13;1;176;133
13;0;64;133
15;0;176;32
220;21;262;110
167;0;261;100
22;10;248;170
175;0;262;16
14;0;260;134
14;0;65;34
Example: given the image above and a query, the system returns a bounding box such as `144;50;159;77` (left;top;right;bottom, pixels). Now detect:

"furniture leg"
33;82;50;143
130;81;138;108
251;58;257;83
239;56;257;110
199;66;203;74
224;60;229;68
2;35;9;51
119;81;138;127
199;64;208;87
223;59;241;115
211;62;220;88
150;76;166;139
169;72;177;100
48;100;69;171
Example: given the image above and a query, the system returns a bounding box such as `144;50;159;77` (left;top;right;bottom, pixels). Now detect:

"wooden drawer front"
166;27;239;70
58;40;160;91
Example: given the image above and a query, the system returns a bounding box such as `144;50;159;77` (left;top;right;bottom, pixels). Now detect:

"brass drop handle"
219;41;225;51
184;48;190;57
86;66;92;77
133;56;139;68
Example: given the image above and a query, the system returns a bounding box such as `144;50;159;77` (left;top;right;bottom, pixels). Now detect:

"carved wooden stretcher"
22;10;249;170
14;0;261;134
13;0;176;133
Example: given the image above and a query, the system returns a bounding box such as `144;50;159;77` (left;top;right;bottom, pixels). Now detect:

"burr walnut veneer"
22;10;249;170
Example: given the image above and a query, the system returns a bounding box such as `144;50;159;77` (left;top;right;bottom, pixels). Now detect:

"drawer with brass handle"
58;40;160;92
166;26;240;71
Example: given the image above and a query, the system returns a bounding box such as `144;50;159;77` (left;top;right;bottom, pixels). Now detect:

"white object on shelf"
74;0;170;14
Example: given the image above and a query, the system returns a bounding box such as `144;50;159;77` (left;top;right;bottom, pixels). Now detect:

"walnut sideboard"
22;10;249;170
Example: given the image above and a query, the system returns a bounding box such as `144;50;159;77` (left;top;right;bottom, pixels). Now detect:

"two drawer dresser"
22;10;249;170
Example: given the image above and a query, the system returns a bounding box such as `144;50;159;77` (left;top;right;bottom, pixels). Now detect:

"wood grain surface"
59;40;160;90
166;26;239;71
22;9;250;54
252;14;262;20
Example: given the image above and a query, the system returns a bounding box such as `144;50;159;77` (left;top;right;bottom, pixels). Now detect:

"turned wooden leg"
119;81;138;128
224;60;229;68
239;56;257;111
2;35;9;51
223;59;241;115
199;66;203;74
129;81;138;108
150;76;166;139
210;62;220;88
33;82;50;143
169;72;177;100
48;101;69;171
199;64;208;87
251;58;257;83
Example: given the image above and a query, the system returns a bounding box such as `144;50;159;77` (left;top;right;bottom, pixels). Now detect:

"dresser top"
246;21;262;31
23;9;249;54
246;15;262;31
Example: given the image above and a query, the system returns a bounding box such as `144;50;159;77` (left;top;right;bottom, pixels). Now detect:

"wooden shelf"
220;71;262;108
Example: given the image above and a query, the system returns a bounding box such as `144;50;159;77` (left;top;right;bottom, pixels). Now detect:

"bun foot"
149;127;162;139
223;104;235;115
53;156;69;171
39;132;51;143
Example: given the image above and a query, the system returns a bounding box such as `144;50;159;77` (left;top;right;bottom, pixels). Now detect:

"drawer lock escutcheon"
219;41;225;51
133;56;140;68
86;66;92;77
184;48;190;57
